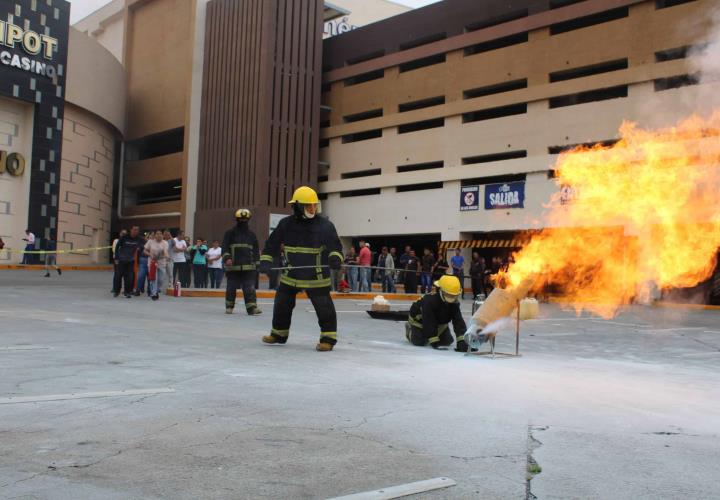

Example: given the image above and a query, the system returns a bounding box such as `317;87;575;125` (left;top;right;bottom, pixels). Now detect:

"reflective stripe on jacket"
409;292;467;344
222;223;260;272
260;215;343;289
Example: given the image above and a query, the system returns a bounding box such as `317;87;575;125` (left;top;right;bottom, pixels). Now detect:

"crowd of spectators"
111;226;226;299
110;226;513;300
336;241;511;296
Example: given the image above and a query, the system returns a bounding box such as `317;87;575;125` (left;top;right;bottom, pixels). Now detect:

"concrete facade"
0;97;34;262
319;0;719;258
74;0;422;241
57;104;116;265
0;1;125;265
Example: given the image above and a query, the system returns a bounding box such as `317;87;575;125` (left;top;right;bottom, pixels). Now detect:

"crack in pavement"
677;333;720;352
0;471;45;489
1;450;124;490
526;425;548;500
47;450;123;471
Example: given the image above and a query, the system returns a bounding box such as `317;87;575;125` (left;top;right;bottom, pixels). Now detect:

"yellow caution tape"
2;245;113;255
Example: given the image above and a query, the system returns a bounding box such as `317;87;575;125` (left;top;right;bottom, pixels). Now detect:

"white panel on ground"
327;477;456;500
0;388;175;404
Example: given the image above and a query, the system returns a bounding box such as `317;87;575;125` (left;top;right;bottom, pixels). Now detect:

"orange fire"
504;111;720;318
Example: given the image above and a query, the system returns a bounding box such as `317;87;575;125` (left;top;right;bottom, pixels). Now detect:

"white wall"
72;0;125;64
0;97;34;262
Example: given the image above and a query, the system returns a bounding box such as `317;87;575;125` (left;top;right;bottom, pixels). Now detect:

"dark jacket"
470;258;486;279
421;254;435;272
408;292;467;345
222;222;260;272
433;259;450;280
260;215;342;289
115;235;143;263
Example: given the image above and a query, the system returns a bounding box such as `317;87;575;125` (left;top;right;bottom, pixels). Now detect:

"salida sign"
485;181;525;209
0;20;59;79
0;150;26;177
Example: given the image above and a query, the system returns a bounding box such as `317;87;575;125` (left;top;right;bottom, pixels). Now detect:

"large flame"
504;111;720;318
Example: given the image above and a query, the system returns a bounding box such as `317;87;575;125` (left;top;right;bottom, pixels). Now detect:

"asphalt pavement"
1;270;718;499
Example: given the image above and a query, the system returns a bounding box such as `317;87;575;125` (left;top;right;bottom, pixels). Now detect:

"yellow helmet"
288;186;319;205
434;275;462;302
235;208;252;220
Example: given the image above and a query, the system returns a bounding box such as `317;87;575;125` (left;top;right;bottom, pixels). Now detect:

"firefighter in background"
405;275;470;352
259;186;343;351
222;208;262;315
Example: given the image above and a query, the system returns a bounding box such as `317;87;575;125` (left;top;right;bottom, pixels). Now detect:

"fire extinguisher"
173;281;181;297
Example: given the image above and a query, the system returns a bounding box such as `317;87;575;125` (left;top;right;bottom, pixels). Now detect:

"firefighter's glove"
259;260;272;275
329;255;342;271
455;339;469;353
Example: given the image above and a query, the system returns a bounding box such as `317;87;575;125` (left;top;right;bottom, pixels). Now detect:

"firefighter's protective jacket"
260;215;343;289
222;222;260;272
408;292;467;345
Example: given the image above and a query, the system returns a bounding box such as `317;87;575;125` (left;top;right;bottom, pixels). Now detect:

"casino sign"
0;20;59;78
0;150;26;177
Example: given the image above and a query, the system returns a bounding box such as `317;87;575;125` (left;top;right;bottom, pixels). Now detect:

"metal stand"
468;300;522;359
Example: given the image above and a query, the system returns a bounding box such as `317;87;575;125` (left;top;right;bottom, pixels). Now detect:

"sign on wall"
269;213;285;234
0;150;26;176
460;185;479;211
324;17;358;38
0;0;69;243
485;181;525;210
0;21;59;78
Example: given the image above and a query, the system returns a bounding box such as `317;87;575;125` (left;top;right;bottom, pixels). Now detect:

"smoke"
689;7;720;79
686;4;720;110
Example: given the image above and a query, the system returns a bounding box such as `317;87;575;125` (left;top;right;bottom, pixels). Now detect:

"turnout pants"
270;283;337;345
406;322;453;348
225;271;258;312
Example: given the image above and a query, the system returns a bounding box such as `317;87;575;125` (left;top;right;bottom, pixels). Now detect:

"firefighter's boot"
262;331;288;345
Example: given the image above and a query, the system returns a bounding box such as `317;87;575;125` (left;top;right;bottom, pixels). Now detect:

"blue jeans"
454;270;465;298
358;267;371;292
22;244;34;264
421;272;433;293
347;266;358;292
209;268;224;288
136;257;148;293
383;273;396;293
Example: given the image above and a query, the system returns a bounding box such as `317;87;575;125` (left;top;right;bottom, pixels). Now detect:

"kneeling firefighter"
406;275;469;352
259;186;343;351
222;208;262;315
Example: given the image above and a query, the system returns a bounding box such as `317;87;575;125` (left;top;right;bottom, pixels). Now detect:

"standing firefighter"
405;275;469;352
259;186;343;351
222;208;262;315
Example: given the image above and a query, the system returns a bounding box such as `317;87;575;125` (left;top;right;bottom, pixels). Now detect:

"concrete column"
183;0;211;238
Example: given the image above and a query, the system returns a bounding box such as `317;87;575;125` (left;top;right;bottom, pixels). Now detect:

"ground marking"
642;327;705;333
0;388;175;405
0;345;52;351
590;320;649;328
305;309;366;313
327;477;456;500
